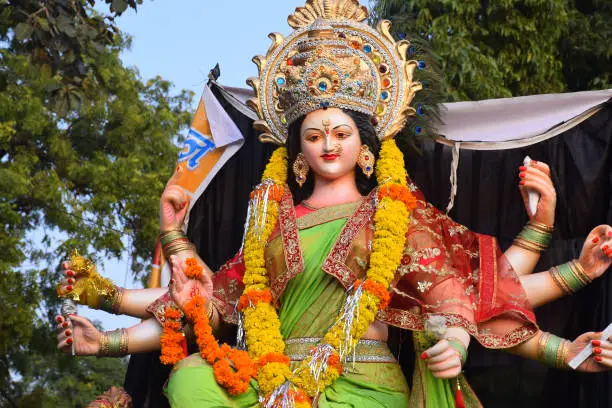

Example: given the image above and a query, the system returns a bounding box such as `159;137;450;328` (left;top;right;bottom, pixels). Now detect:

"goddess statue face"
299;108;362;182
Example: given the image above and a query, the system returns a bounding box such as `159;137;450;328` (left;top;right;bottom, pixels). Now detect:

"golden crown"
247;0;423;145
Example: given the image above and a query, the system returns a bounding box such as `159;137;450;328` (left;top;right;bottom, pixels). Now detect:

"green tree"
1;1;193;406
372;0;612;101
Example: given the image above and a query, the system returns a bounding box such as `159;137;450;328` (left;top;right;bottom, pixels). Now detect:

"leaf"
111;0;129;14
36;17;50;32
14;22;34;41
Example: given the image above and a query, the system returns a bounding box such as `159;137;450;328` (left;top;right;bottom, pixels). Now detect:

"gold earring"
293;153;310;187
357;145;375;178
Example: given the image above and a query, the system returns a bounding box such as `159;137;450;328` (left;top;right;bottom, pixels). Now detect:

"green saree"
166;217;410;407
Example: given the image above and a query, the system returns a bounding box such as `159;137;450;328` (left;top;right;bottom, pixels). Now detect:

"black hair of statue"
286;109;381;204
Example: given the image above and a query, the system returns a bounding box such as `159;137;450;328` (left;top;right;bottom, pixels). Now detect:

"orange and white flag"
150;85;244;287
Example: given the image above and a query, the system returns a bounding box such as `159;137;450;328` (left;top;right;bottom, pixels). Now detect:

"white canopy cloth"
213;83;611;211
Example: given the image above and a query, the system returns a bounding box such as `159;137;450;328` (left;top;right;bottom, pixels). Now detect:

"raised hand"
168;255;213;312
568;332;612;372
160;184;190;232
578;225;612;280
55;314;101;356
421;339;463;379
518;161;556;227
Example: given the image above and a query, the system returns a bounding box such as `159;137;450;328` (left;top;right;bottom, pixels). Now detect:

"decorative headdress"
247;0;423;144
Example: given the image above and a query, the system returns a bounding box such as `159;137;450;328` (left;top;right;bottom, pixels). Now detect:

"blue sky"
117;1;302;99
85;0;320;330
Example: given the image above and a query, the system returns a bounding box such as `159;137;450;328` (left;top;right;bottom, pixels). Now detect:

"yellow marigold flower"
257;362;291;395
376;139;407;186
262;147;288;183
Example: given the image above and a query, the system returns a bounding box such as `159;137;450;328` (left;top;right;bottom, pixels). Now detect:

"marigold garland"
166;141;416;403
181;261;257;396
159;306;187;365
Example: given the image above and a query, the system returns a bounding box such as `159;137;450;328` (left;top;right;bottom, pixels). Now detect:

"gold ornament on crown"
247;0;423;145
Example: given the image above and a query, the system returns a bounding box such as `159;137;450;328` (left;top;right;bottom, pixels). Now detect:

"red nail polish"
66;270;75;277
592;340;601;347
519;180;526;186
55;316;63;323
421;352;428;360
519;166;527;171
595;356;602;362
519;172;526;178
594;347;602;354
65;330;72;336
603;245;609;251
592;237;600;244
66;338;73;345
66;285;73;291
62;321;69;328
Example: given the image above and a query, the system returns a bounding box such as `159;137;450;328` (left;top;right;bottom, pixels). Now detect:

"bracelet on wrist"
98;328;129;357
99;286;124;314
537;331;570;369
550;260;591;295
513;221;553;254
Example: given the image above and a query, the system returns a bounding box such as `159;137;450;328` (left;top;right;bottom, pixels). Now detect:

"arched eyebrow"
302;127;323;133
333;124;353;131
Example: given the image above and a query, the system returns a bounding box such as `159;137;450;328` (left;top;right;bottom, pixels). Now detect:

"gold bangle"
513;237;547;253
207;301;216;321
528;221;554;234
556;339;570;369
536;332;550;362
549;266;573;295
119;328;129;355
113;287;125;314
98;332;110;357
163;242;195;257
160;227;184;235
570;260;592;285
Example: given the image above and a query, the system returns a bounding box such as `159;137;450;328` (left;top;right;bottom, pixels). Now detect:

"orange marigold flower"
378;183;417;210
184;258;203;279
164;307;182;320
256;352;290;369
327;353;344;374
237;289;273;311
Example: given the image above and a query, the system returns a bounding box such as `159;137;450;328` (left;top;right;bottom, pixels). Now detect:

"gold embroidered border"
321;190;377;288
270;189;305;300
296;201;361;230
377;308;539;349
145;291;181;325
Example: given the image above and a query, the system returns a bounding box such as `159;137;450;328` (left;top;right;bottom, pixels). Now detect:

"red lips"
321;154;339;160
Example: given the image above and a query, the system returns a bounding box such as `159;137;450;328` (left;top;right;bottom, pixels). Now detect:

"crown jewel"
247;0;423;145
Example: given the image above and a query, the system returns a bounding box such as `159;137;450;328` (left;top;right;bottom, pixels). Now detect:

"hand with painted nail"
577;225;612;280
567;332;612;372
56;260;88;303
160;184;190;232
421;339;463;379
55;314;101;356
518;161;556;227
168;255;213;312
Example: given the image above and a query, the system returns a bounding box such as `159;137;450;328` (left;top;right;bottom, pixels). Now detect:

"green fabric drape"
166;220;409;407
